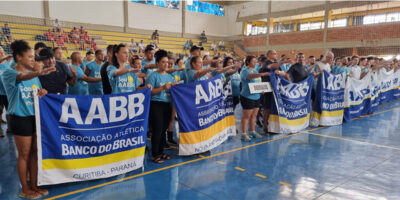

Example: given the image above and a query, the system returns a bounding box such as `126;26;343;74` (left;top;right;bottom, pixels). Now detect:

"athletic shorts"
240;96;260;110
9;115;36;136
0;95;8;109
261;93;273;109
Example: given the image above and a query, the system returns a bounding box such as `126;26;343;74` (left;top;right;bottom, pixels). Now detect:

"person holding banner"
222;56;242;110
146;50;177;163
68;52;101;95
2;40;56;199
284;53;309;83
240;55;270;141
107;44;145;94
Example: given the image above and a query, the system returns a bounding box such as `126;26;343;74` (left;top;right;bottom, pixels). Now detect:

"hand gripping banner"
34;89;150;185
170;75;236;156
268;73;313;134
310;70;346;127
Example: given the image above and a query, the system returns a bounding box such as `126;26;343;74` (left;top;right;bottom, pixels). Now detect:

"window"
300;21;324;31
363;12;400;25
273;23;294;33
187;0;224;16
131;0;180;9
246;24;267;36
329;18;347;28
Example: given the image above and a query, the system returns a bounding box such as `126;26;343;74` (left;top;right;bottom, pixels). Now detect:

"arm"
17;62;56;81
81;75;101;83
195;67;215;79
166;67;184;74
247;72;270;80
150;83;170;95
113;67;139;76
84;66;90;76
144;63;156;69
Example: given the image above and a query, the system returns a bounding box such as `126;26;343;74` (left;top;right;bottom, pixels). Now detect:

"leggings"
149;101;172;157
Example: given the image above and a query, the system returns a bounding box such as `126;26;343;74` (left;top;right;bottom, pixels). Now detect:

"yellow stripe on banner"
42;146;145;170
312;109;343;119
269;114;310;126
180;115;235;145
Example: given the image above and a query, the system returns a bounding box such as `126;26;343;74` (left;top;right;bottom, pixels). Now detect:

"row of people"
1;40;399;198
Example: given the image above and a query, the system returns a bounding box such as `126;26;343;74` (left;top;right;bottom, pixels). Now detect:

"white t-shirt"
315;61;331;73
349;65;362;80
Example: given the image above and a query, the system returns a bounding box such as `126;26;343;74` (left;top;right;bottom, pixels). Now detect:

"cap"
190;45;204;53
36;47;54;61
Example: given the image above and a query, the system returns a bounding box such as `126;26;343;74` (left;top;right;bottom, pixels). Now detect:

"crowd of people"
0;38;399;198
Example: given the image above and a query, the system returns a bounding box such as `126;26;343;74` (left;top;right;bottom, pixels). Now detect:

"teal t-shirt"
281;64;291;72
187;69;208;83
0;61;10;95
141;58;156;76
2;68;42;116
171;65;182;82
146;71;175;102
231;72;241;97
86;61;103;95
68;64;88;95
240;67;261;100
107;65;140;94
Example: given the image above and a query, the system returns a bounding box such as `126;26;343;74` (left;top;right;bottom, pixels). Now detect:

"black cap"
145;45;155;52
190;45;204;53
36;47;54;61
34;42;47;50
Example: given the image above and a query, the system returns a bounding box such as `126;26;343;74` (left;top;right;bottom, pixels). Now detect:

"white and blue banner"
311;70;346;126
35;89;150;185
344;73;371;121
268;73;313;134
171;75;236;156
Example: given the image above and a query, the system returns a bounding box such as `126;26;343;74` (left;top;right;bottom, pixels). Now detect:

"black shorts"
0;95;8;109
233;96;240;107
9;115;36;136
261;93;273;109
240;96;260;110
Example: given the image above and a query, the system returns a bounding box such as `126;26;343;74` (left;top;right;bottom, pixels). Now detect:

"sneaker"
250;131;263;139
241;133;251;141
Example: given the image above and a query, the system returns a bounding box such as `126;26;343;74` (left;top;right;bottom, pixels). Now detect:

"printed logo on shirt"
174;75;180;81
32;84;39;89
128;76;133;83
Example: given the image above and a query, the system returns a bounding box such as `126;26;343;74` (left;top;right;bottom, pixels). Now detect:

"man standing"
141;45;156;76
85;50;104;95
34;42;47;60
101;45;115;94
81;50;94;70
37;48;77;94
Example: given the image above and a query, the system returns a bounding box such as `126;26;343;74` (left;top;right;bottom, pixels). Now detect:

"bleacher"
0;22;233;58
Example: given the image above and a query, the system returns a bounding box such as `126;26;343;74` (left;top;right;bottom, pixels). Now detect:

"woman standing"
240;55;270;141
2;40;55;199
107;44;146;94
187;56;215;83
146;50;177;163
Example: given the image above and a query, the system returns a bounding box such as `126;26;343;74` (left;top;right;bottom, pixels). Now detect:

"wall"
0;1;44;19
128;2;182;34
48;1;124;27
327;23;400;42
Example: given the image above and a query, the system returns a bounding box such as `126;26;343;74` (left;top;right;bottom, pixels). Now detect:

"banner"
171;75;236;156
35;89;150;185
268;73;313;134
311;70;346;126
369;71;381;114
344;73;371;121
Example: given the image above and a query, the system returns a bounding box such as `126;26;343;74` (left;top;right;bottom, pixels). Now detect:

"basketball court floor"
1;100;400;200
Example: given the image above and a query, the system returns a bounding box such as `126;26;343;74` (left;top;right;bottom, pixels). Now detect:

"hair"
213;56;220;60
70;52;80;63
130;55;140;65
223;56;233;67
351;55;359;60
281;54;286;58
266;50;274;56
112;44;127;68
86;51;94;56
245;55;256;66
106;45;114;53
11;40;31;61
144;45;155;53
95;49;102;56
175;58;182;66
53;47;61;53
203;55;209;60
359;57;367;62
296;52;305;58
309;55;315;59
190;56;201;68
34;42;46;50
154;49;168;63
259;55;267;63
